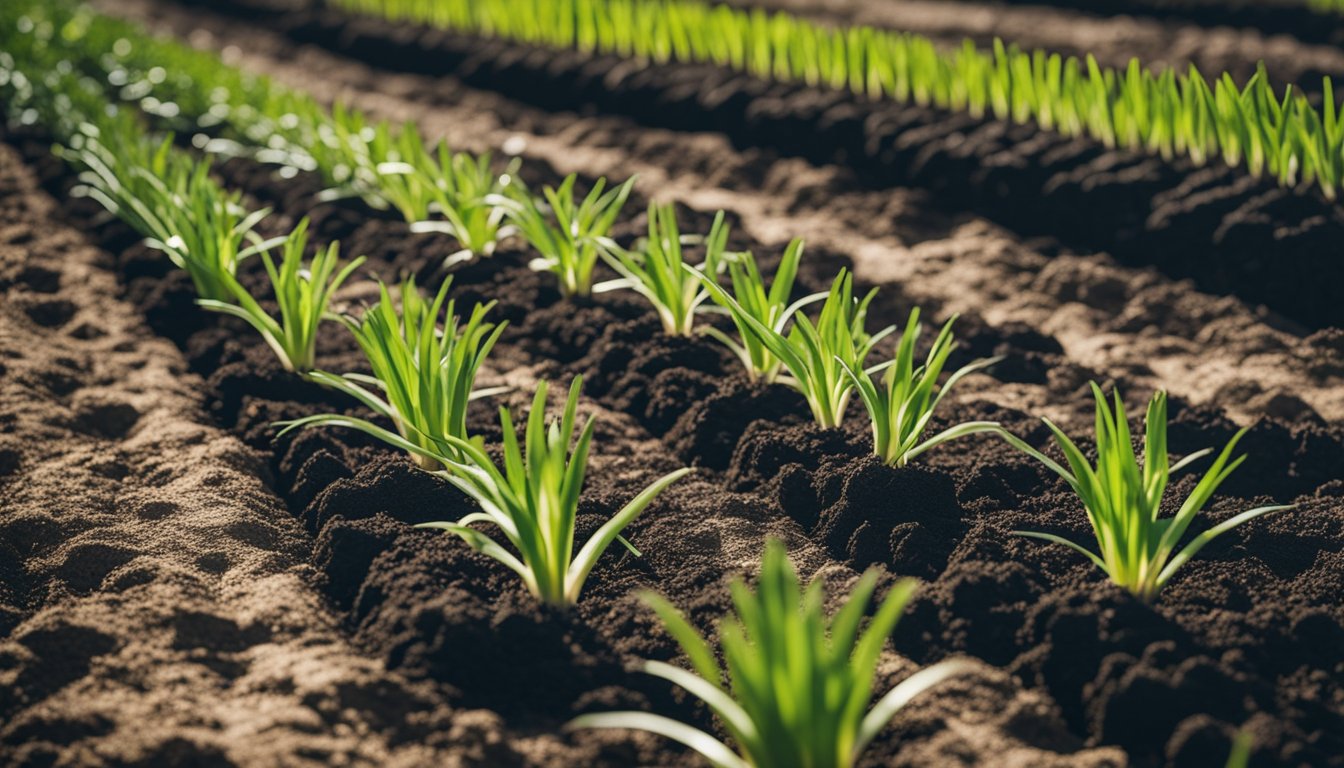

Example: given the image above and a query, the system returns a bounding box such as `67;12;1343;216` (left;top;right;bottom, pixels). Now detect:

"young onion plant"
999;384;1292;603
416;378;692;608
64;128;281;303
197;219;366;373
279;278;507;470
699;238;825;383
570;539;974;767
696;268;893;427
413;147;519;264
500;174;635;297
596;203;728;336
840;309;1003;467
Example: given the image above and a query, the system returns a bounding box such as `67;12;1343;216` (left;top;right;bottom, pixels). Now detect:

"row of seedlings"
0;4;1278;765
335;0;1344;200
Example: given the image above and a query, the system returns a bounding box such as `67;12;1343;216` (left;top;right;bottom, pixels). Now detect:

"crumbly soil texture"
2;1;1343;767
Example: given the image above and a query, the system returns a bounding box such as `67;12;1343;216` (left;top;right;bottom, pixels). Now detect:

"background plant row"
328;0;1344;202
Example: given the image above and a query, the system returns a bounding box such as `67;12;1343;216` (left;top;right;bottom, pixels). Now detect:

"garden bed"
2;1;1343;766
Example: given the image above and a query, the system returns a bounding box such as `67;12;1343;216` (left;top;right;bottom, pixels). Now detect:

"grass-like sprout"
197;219;366;373
839;309;1003;467
278;278;507;470
570;539;974;767
313;113;438;221
1226;730;1253;768
65;129;280;302
696;268;892;427
411;145;520;264
500;174;635;297
698;238;825;384
999;384;1293;603
597;203;728;335
416;378;692;607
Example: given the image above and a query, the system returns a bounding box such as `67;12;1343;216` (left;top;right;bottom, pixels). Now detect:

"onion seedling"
699;237;824;384
596;203;727;336
416;377;692;608
278;278;507;470
65;129;280;302
499;174;635;297
197;219;366;373
570;539;974;767
839;309;1003;467
411;146;520;265
999;384;1292;603
314;113;437;221
696;268;893;427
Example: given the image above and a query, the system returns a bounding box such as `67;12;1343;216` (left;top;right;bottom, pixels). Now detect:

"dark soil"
3;2;1343;766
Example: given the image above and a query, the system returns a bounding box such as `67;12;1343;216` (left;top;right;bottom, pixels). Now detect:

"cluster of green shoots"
698;238;820;384
596;203;728;333
1306;0;1344;14
62;127;280;303
308;109;521;262
700;268;889;428
572;539;974;767
0;3;368;376
842;310;1005;468
279;278;508;468
498;174;635;296
278;287;691;607
6;2;524;264
999;385;1292;603
417;378;691;607
337;0;1344;199
198;220;366;373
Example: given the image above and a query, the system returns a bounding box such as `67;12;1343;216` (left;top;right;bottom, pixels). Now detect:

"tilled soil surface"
3;1;1343;767
0;140;536;767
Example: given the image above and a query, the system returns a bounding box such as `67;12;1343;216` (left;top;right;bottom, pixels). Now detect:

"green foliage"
416;378;692;607
500;174;635;296
998;385;1292;602
412;147;521;263
699;237;822;384
1226;729;1254;768
1;0;517;262
336;0;1344;200
1307;0;1344;14
0;5;277;304
598;203;726;335
840;309;1003;467
62;126;280;303
570;539;973;768
279;278;507;470
697;268;892;427
198;219;366;373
